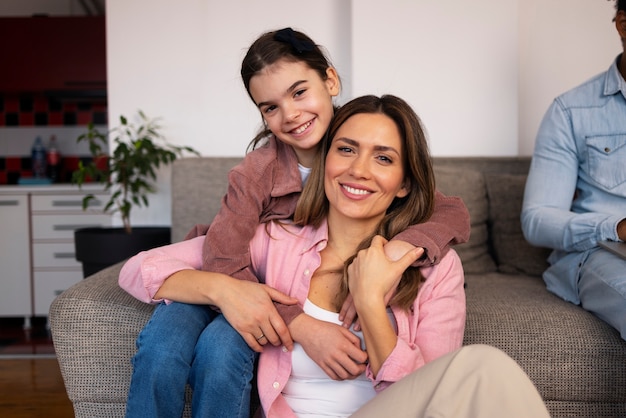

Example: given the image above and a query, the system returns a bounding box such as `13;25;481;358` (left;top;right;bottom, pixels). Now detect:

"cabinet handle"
0;200;20;206
54;252;76;259
52;199;102;207
53;224;104;231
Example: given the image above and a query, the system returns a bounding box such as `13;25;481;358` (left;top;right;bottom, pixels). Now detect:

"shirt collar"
270;136;305;196
298;218;330;255
604;53;626;98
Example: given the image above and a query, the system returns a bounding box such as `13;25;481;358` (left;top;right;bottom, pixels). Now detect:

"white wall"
104;0;620;227
518;0;619;154
352;0;519;156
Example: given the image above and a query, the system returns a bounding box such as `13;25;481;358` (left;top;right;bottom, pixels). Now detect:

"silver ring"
256;333;265;341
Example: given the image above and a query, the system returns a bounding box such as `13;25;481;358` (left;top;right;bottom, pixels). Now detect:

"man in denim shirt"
522;0;626;339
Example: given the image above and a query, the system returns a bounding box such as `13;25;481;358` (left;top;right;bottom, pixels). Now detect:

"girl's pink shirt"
118;220;466;417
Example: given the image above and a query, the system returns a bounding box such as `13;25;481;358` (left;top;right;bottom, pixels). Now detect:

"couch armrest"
49;262;155;416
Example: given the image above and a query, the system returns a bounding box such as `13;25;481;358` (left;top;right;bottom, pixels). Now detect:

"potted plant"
72;110;199;277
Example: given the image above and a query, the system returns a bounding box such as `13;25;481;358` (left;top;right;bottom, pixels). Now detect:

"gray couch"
50;156;626;417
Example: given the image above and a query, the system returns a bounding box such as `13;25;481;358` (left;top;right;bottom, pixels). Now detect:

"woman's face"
324;112;408;225
248;59;339;167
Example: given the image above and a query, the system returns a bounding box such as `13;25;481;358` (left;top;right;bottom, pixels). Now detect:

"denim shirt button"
604;147;611;153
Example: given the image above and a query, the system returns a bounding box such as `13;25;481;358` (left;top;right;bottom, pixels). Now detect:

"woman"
122;29;470;418
120;95;549;417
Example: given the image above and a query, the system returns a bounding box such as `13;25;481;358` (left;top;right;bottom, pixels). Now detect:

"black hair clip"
274;27;315;54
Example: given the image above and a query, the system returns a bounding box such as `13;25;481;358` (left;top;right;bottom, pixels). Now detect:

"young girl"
121;29;470;418
195;27;469;345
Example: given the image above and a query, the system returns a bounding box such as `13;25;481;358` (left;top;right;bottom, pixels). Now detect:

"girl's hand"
290;314;367;380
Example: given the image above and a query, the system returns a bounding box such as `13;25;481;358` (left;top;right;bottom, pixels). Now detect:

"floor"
0;317;74;417
0;358;74;417
0;317;54;357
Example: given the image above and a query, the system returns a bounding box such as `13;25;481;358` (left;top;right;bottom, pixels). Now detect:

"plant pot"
74;226;171;278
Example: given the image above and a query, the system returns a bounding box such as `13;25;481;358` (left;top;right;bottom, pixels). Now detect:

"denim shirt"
521;54;626;303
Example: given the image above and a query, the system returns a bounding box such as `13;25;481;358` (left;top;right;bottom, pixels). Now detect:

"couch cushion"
484;173;551;276
463;272;626;414
434;166;496;274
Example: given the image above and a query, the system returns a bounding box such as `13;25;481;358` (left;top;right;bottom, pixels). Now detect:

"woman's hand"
289;314;367;380
348;236;422;308
153;266;298;353
216;277;298;352
347;235;422;375
339;239;423;329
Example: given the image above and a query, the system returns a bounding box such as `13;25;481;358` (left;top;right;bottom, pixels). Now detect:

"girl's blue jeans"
125;302;257;418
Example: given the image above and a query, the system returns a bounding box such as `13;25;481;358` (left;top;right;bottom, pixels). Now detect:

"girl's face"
324;112;408;226
249;59;339;167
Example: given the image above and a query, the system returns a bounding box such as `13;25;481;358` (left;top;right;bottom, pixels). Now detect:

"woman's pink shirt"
118;220;466;417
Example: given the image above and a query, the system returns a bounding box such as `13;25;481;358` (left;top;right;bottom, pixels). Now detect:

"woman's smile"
341;182;373;197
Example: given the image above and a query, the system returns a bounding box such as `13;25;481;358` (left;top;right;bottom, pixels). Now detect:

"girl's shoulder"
234;136;298;178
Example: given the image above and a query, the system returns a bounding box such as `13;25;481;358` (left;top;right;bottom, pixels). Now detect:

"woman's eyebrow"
256;80;307;109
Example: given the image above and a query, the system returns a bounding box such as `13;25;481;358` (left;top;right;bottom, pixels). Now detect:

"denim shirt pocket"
585;135;626;189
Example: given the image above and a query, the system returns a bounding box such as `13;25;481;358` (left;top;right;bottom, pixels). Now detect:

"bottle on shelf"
31;136;47;179
47;135;61;183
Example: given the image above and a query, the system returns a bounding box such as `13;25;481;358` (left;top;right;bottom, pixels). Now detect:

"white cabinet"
30;192;110;316
0;186;111;318
0;195;31;317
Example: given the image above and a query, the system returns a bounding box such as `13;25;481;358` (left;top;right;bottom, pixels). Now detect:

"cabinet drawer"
32;214;111;240
33;270;83;316
33;242;81;268
0;194;31;316
31;194;107;212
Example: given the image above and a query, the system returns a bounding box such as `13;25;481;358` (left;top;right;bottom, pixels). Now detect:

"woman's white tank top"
282;299;396;417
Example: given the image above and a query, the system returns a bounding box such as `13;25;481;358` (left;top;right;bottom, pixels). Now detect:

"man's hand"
289;314;367;380
217;278;298;352
618;218;626;241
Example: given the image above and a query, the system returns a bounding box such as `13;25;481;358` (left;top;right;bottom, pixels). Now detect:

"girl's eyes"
262;105;277;115
260;89;306;115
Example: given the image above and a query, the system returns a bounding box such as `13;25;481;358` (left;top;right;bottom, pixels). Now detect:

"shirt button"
273;382;280;389
282;346;288;352
604;147;611;153
304;269;310;276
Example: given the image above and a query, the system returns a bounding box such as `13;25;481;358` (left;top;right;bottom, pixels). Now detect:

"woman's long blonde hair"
294;95;435;310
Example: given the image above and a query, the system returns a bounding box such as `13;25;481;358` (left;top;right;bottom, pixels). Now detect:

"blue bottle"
31;136;47;178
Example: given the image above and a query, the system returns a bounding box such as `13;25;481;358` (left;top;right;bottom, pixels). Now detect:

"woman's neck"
307;212;380;312
325;211;379;258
